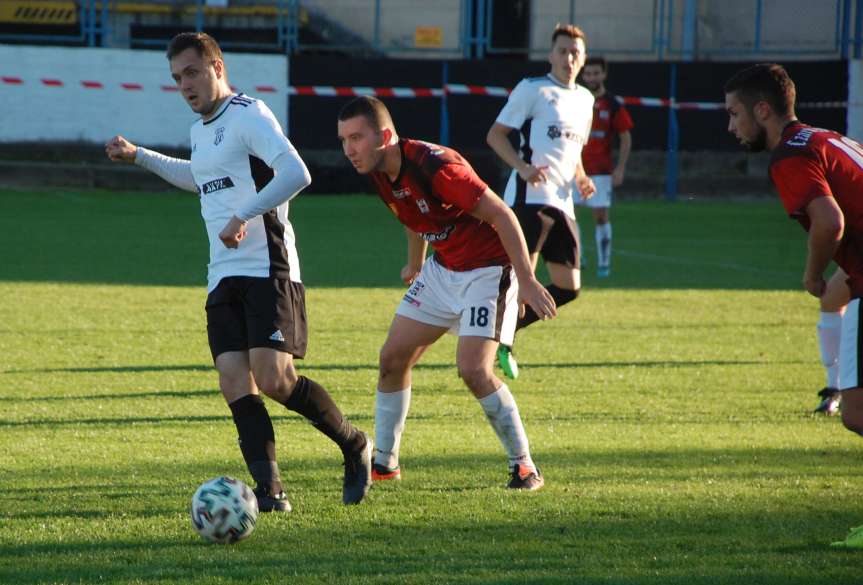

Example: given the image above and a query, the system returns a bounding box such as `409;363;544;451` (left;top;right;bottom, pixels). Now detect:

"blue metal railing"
0;0;858;60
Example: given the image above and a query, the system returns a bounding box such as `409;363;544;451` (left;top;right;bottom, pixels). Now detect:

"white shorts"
576;175;612;208
840;298;863;390
395;255;519;345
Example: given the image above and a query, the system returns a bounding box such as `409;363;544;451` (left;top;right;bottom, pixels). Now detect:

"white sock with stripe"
478;384;534;470
374;388;411;469
818;311;842;388
595;223;612;267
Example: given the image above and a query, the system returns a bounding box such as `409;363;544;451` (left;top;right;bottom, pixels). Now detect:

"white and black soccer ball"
190;476;258;544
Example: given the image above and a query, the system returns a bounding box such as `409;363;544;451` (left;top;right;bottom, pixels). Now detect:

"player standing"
724;63;863;547
105;32;372;510
578;56;634;277
815;269;849;414
337;96;557;490
486;24;595;379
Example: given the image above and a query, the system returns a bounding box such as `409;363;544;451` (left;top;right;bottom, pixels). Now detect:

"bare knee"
254;365;297;402
594;209;609;224
219;371;254;402
379;345;411;380
457;363;494;393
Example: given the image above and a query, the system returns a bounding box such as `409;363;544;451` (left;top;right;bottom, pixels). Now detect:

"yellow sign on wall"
415;26;444;48
0;1;77;25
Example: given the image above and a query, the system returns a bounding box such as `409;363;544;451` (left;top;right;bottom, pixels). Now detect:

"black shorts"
205;276;308;362
513;204;581;268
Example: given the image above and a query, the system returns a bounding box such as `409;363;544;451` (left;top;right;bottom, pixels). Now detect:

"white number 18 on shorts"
396;256;519;346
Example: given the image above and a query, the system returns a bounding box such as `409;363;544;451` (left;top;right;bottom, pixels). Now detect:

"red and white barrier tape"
0;77;848;109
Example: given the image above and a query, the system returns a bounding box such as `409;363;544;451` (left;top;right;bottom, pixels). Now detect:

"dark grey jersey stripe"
515;118;533;206
248;155;292;280
494;265;514;340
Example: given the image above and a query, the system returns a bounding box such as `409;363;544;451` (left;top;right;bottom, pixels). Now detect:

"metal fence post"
87;0;96;46
196;0;204;33
856;0;863;58
657;0;665;60
665;63;679;201
754;0;763;51
374;0;381;52
440;61;450;146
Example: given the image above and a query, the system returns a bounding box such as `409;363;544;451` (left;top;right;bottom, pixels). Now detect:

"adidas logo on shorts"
269;330;285;342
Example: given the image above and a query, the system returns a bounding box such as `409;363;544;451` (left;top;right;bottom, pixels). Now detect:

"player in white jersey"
104;32;371;511
486;23;595;379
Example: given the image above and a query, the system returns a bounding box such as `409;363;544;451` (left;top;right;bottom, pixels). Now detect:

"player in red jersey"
337;96;557;490
579;56;634;277
725;63;863;547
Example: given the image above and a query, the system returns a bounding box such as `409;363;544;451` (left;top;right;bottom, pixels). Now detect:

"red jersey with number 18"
369;139;509;271
770;121;863;297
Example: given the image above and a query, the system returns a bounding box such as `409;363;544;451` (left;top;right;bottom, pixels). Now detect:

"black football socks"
283;376;365;455
229;394;282;494
516;284;579;330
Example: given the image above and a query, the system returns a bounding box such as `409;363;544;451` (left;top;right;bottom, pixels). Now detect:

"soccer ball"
190;476;259;544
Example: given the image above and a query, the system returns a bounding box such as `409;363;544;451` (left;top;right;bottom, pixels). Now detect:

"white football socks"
817;311;842;389
596;223;612;268
374;388;411;468
479;384;534;469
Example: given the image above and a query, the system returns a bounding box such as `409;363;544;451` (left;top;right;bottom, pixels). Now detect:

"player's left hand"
219;216;247;249
804;273;827;298
518;277;557;321
576;175;596;200
612;166;625;187
401;263;422;285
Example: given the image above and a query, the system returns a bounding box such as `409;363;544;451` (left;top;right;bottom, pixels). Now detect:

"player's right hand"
401;263;422;285
518;164;549;186
804;273;827;298
518;277;557;321
105;135;137;163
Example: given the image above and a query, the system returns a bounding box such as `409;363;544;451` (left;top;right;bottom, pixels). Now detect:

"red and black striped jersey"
582;94;634;176
770;121;863;296
369;139;509;271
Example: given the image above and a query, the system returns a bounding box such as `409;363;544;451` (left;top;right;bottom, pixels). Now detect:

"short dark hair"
723;63;796;117
166;32;223;63
338;96;395;131
584;56;607;71
552;23;587;47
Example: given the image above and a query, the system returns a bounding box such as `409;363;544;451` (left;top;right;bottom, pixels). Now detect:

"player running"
337;95;556;490
724;62;863;547
486;24;595;379
105;32;371;511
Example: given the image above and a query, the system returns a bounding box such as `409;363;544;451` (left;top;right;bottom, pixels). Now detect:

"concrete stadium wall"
0;45;288;147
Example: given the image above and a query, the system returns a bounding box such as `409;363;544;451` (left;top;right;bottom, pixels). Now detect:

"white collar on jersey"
546;73;577;90
202;93;238;125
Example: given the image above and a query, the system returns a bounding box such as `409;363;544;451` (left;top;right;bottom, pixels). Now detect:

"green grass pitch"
0;188;860;584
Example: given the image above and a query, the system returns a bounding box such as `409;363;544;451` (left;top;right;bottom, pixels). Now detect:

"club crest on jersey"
214;126;225;146
392;187;412;199
547;125;562;139
416;199;430;214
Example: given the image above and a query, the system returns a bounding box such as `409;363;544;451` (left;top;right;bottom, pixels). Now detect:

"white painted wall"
0;45;288;147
